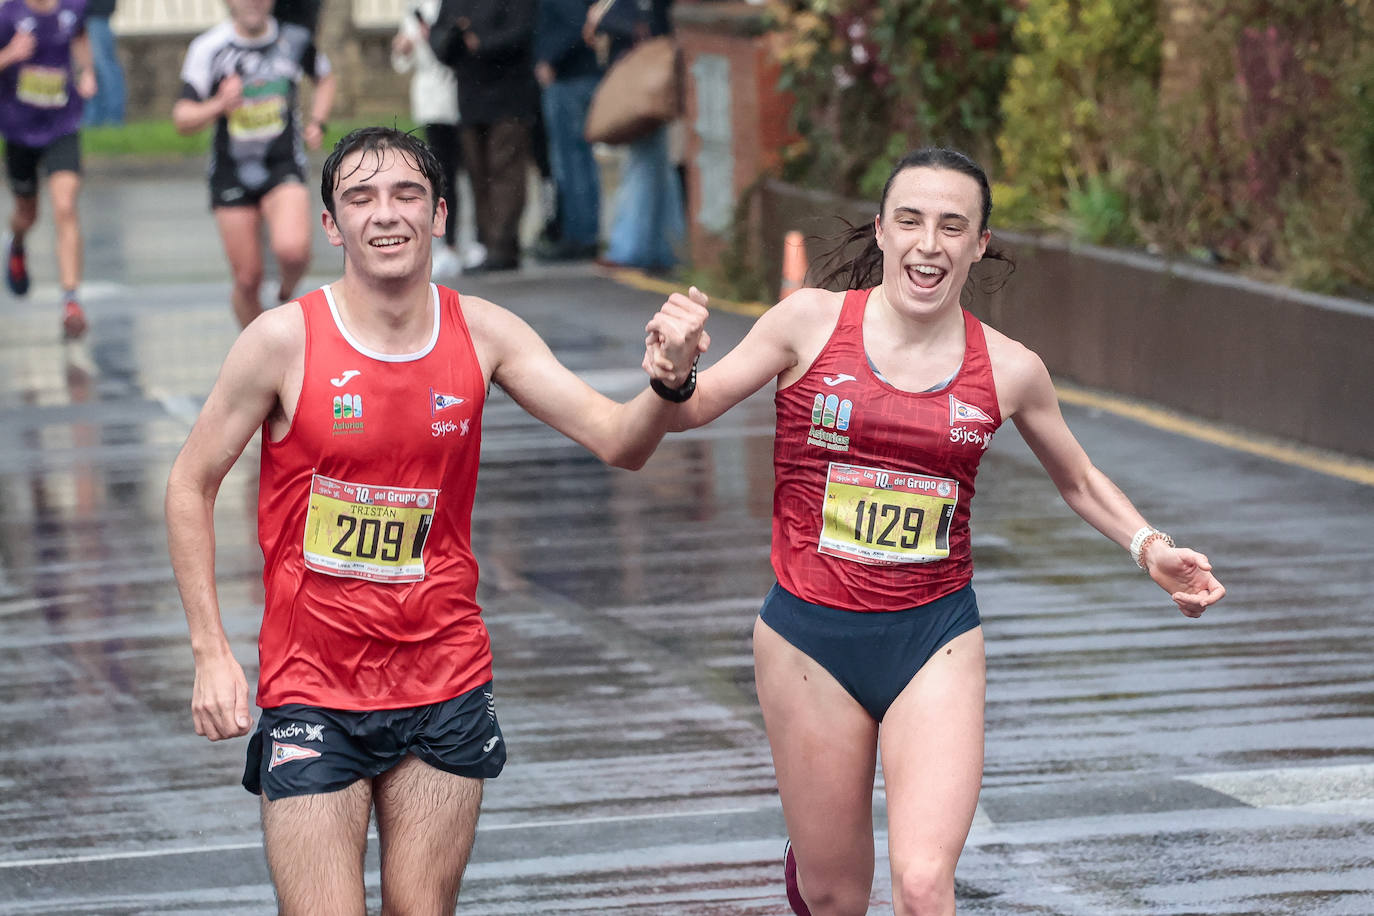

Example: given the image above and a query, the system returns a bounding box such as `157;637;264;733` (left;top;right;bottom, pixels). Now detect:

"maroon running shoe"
784;840;812;916
62;299;87;339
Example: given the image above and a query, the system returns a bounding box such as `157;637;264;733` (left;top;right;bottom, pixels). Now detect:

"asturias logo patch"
807;392;853;451
332;392;365;436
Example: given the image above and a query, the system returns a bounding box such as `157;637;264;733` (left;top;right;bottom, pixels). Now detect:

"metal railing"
110;0;406;35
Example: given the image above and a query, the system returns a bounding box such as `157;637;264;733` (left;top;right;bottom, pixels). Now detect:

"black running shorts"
242;680;506;800
4;132;81;197
209;161;305;209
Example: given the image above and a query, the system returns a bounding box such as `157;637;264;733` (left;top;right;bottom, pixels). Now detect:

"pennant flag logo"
949;395;994;425
431;388;465;416
269;741;322;771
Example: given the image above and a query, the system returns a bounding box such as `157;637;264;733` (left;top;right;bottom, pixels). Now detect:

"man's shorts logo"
270;722;324;742
269;740;322;771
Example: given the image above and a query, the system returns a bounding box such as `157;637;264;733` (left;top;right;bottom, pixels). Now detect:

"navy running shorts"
758;581;981;721
242;680;506;801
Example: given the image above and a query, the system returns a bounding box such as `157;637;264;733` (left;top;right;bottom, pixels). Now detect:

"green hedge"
768;0;1374;298
994;0;1160;247
768;0;1016;201
81;117;420;159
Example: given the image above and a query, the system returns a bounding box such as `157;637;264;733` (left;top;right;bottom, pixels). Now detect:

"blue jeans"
541;76;601;248
606;124;684;269
82;16;126;126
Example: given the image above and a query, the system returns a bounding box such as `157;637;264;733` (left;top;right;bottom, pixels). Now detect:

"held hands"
1144;544;1226;618
191;649;253;741
644;286;710;387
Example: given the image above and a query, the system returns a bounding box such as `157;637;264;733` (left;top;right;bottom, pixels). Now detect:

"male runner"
0;0;96;339
173;0;334;328
165;126;708;915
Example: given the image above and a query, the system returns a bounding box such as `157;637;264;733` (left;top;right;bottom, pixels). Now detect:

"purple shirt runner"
0;0;87;147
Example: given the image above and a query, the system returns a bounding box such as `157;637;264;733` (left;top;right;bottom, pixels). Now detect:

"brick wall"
675;2;794;268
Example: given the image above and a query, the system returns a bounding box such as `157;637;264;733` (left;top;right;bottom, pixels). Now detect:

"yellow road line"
601;268;1374;486
597;267;770;317
1055;383;1374;487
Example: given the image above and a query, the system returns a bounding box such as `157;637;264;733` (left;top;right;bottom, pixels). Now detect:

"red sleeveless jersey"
255;285;489;709
771;288;1003;611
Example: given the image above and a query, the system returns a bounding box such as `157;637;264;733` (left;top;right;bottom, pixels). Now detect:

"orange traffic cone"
779;230;807;300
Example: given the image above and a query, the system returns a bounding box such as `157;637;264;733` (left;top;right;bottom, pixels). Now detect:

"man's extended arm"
470;288;709;469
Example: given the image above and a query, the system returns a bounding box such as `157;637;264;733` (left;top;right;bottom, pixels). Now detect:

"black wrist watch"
650;356;698;403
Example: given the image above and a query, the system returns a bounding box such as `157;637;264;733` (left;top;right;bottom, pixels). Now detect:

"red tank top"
771;288;1002;611
255;285;489;709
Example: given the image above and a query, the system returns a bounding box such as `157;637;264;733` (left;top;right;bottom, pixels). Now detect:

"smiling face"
874;166;991;319
322;147;447;284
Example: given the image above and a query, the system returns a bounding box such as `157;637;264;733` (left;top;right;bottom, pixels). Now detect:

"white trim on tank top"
322;283;441;362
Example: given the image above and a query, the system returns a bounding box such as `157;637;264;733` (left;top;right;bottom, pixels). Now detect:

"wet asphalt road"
2;162;1374;915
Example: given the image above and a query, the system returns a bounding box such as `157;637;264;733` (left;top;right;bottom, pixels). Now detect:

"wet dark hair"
320;126;446;219
813;147;1014;294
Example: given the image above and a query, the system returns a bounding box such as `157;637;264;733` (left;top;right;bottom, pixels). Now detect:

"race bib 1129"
818;462;958;566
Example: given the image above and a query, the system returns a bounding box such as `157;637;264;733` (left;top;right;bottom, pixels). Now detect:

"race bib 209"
302;475;438;582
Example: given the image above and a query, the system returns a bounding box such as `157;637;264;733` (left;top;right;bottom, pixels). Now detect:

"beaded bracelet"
1129;525;1175;569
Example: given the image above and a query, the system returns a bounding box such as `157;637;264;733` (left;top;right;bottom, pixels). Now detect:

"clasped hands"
644;286;710;388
